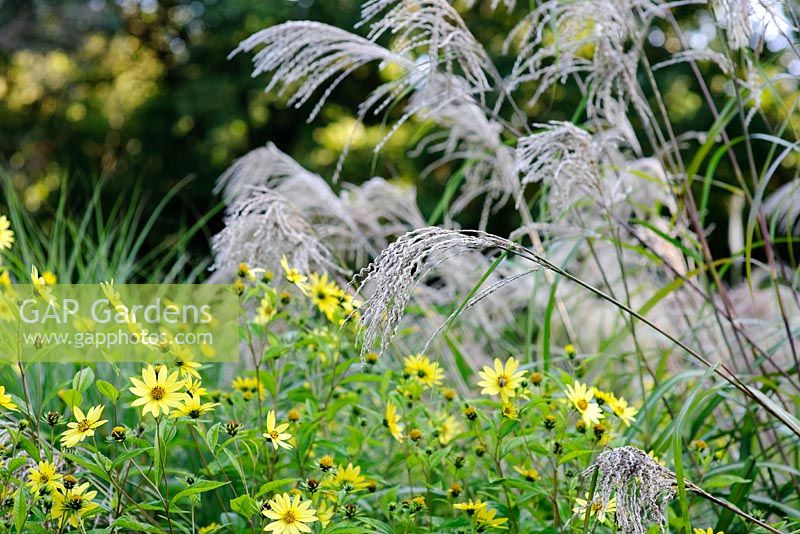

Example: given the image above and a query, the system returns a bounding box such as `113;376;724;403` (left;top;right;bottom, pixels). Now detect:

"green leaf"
13;489;27;533
63;452;111;483
112;447;151;470
72;367;95;393
61;389;82;408
702;474;751;489
96;379;119;403
255;478;296;498
111;517;163;533
169;480;229;506
230;494;259;518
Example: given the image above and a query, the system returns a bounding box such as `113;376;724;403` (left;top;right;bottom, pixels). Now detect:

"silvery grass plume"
408;74;518;228
579;446;675;534
505;0;662;124
765;178;800;235
214;144;430;266
713;0;753;50
357;0;497;96
229;21;416;123
210;188;338;278
352;227;527;358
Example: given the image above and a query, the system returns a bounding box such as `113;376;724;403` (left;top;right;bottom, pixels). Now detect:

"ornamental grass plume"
352;227;523;359
580;446;676;534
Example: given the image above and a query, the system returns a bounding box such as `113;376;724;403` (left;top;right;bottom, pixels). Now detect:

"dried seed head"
580;446;676;534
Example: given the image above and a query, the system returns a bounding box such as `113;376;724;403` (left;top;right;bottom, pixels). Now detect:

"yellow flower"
173;356;202;379
0;271;11;285
0;386;18;411
403;353;444;388
609;396;638;427
591;388;616;405
573;494;617;523
306;272;343;320
316;500;333;528
477;357;526;402
169;395;218;419
454;499;487;515
263;492;318;534
694;528;724;534
129;365;186;418
232;376;266;400
198;523;222;534
27;461;63;493
438;415;462;445
51;482;99;528
263;410;293;451
476;507;509;530
384;401;404;442
254;295;276;324
501;403;518;420
513;465;541;481
281;256;307;286
185;378;208;398
30;265;55;303
564;381;604;426
332;463;368;492
60;405;107;448
648;450;667;467
0;216;14;250
43;271;57;284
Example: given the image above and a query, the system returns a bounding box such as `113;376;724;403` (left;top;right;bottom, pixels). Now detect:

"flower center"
67;497;84;511
150;386;166;400
76;419;91;432
282;510;296;524
267;431;279;441
497;377;508;388
577;399;588;410
591;502;602;512
189;409;201;418
40;474;49;482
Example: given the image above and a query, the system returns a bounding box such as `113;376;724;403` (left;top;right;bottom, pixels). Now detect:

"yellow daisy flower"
438;415;462;445
332;463;368;492
280;256;307;286
609;396;638;427
51;482;99;528
477;357;526;402
0;216;14;250
173;355;202;379
169;395;218;419
476;507;509;530
454;499;488;516
254;295;276;325
185;378;208;398
0;386;18;411
564;381;604;426
129;365;186;418
60;405;107;448
573;494;617;523
384;401;404;442
231;376;266;401
403;354;444;388
263;410;293;451
27;460;63;493
316;500;333;528
30;265;55;303
262;492;318;534
513;465;541;481
306;272;343;320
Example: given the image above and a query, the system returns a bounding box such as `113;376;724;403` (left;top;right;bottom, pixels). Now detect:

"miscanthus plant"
1;0;800;532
